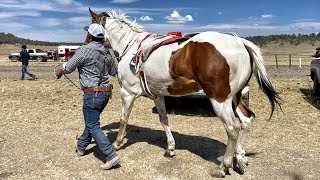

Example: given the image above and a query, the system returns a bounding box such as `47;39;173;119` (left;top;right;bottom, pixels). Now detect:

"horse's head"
84;8;109;45
87;8;146;61
89;8;109;27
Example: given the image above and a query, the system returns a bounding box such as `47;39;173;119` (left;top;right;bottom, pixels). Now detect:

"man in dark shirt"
55;24;119;170
20;45;35;80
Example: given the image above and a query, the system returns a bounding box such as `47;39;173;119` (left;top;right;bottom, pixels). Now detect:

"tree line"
0;32;82;46
245;33;320;47
1;32;320;47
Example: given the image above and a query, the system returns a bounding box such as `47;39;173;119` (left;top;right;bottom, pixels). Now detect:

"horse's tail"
242;38;281;119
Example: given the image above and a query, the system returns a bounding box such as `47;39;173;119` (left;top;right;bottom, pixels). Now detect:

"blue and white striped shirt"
63;41;117;89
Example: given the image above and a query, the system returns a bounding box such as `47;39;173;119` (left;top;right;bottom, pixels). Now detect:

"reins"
115;33;141;61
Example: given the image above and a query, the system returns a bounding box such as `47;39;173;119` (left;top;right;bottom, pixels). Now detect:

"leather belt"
83;86;113;98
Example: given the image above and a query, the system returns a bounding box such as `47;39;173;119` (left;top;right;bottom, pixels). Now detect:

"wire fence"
263;54;313;67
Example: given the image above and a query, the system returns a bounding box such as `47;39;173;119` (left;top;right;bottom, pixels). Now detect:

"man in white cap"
55;23;119;170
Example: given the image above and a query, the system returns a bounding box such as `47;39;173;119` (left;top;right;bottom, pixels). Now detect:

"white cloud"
165;10;193;24
41;18;62;27
261;14;274;18
0;0;86;13
54;0;74;5
68;16;90;24
111;0;141;4
142;18;320;38
1;0;19;3
140;15;153;21
218;12;222;15
0;22;31;30
0;11;40;19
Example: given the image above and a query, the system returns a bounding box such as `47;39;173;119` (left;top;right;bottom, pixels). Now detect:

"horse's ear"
101;16;106;27
89;7;98;22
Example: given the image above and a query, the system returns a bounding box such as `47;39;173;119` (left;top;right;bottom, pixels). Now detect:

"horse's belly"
146;78;201;96
167;77;202;95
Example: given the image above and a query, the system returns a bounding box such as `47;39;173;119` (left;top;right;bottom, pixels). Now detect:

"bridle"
94;14;143;62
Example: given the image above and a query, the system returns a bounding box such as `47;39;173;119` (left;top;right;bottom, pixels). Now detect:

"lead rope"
63;74;82;90
53;64;81;90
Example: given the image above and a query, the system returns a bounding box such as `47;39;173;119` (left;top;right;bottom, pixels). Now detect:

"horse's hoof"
164;150;175;158
210;168;226;178
112;142;121;150
112;138;127;150
237;159;247;174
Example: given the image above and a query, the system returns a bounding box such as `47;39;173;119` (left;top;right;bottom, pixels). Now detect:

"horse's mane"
107;10;144;33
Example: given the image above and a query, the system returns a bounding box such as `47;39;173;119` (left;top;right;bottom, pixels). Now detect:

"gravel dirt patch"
0;61;319;179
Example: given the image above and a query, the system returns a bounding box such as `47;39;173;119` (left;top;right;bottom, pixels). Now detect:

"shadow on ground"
152;97;216;117
299;88;320;110
84;123;226;165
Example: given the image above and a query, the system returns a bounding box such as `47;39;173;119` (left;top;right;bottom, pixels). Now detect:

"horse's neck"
117;32;150;57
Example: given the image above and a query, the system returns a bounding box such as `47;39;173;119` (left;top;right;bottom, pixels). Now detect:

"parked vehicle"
58;45;80;61
310;47;320;96
8;49;48;62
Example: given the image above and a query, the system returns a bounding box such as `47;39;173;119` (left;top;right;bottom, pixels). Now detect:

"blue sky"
0;0;319;43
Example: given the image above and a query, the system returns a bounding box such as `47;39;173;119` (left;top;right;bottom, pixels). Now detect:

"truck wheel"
36;56;43;62
312;75;320;96
10;56;19;62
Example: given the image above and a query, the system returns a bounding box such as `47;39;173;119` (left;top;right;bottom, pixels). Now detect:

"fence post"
275;55;278;68
289;54;292;68
299;58;302;69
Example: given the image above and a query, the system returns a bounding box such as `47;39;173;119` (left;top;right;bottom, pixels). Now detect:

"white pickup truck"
8;49;48;62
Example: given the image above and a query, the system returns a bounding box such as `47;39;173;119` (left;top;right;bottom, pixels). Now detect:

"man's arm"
63;47;85;74
55;47;85;79
107;53;118;76
20;51;24;62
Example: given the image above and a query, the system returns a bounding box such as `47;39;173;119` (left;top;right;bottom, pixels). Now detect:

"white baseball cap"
84;24;105;38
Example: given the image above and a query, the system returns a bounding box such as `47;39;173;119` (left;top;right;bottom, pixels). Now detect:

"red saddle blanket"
133;36;190;63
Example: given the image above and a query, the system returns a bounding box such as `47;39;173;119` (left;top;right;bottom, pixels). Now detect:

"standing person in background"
20;45;35;80
53;49;58;61
55;24;119;170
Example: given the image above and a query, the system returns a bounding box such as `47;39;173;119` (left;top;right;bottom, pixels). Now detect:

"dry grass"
0;73;320;179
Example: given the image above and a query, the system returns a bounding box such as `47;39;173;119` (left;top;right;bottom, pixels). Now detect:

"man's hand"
55;68;64;79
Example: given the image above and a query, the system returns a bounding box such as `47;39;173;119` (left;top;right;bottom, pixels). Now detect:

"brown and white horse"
88;8;280;177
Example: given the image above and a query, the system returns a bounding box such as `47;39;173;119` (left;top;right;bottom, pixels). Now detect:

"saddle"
131;33;190;68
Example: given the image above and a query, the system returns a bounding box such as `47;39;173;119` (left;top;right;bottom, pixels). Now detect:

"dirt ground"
0;57;319;179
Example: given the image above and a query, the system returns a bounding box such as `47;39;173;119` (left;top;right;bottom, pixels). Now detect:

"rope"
53;64;81;91
63;74;82;90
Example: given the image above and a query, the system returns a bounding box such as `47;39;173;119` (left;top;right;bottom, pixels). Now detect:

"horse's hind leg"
234;94;255;174
153;96;176;157
113;88;137;150
210;98;241;178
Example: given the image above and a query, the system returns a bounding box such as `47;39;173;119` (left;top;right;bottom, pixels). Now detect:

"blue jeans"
77;91;116;161
21;64;34;79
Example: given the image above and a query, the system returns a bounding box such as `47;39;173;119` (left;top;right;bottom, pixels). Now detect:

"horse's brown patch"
168;41;230;102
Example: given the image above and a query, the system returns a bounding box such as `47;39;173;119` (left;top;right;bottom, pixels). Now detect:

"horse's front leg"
113;87;137;150
154;96;176;157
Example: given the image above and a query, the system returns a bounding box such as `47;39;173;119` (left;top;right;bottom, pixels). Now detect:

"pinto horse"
87;8;280;178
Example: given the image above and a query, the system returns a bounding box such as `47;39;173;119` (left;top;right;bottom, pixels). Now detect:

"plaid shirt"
63;41;117;89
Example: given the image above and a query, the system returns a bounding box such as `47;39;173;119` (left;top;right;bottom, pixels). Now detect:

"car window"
36;49;45;53
28;50;34;53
